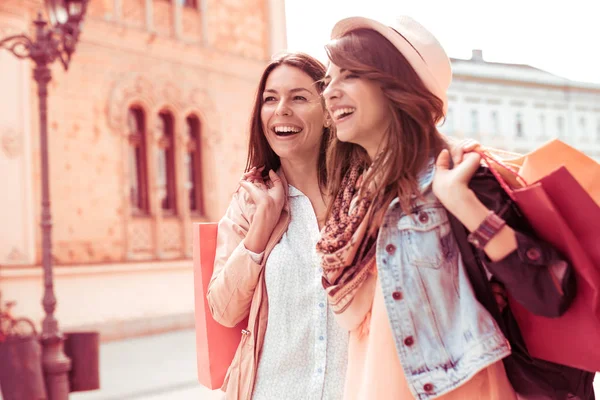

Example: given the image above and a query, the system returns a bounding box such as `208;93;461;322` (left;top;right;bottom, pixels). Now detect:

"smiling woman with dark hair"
206;52;348;400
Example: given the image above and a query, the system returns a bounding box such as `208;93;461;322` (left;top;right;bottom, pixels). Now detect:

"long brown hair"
325;28;448;232
245;52;332;189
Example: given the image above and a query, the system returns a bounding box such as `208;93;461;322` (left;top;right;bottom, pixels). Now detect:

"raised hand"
239;168;286;254
432;147;481;213
239;168;285;214
449;138;480;166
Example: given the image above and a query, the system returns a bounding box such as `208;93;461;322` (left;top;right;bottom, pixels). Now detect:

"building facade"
0;0;286;340
441;50;600;161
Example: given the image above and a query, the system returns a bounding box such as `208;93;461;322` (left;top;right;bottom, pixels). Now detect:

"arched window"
179;0;198;7
156;111;177;214
127;107;149;215
185;115;204;215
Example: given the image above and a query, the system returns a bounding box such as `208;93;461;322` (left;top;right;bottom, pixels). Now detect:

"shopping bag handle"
475;150;529;202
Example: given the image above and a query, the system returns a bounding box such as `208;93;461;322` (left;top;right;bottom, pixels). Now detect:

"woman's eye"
293;95;307;101
263;96;277;102
345;74;359;80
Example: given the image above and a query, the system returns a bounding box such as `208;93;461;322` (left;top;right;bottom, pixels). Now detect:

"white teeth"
333;108;356;119
273;126;301;133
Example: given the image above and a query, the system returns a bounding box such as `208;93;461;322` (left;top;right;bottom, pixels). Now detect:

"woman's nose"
323;82;340;102
275;101;292;116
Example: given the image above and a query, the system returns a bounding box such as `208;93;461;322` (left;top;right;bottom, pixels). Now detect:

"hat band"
390;27;426;63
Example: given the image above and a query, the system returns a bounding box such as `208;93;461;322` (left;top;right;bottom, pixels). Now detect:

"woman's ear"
324;113;333;128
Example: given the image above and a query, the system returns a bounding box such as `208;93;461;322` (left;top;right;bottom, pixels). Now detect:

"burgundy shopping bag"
193;223;246;389
484;159;600;372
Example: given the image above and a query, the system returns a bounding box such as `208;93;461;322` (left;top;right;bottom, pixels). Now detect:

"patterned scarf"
316;162;379;314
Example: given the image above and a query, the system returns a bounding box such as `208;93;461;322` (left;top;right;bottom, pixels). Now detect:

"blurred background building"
0;0;286;341
441;49;600;160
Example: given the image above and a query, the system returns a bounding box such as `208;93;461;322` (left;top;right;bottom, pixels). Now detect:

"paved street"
71;329;221;400
59;328;599;399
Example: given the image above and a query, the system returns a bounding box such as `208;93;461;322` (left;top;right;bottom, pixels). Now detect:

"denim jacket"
375;161;511;399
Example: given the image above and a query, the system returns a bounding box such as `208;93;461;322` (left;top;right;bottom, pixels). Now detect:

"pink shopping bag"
481;151;600;372
193;223;246;389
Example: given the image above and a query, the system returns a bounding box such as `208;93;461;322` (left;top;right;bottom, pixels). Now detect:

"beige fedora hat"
331;16;452;115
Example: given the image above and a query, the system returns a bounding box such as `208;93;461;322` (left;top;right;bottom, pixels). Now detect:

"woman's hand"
239;167;285;254
433;143;519;262
239;167;285;214
433;145;481;213
447;138;480;166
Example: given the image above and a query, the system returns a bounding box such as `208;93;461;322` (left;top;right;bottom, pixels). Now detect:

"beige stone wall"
0;0;286;337
0;0;274;266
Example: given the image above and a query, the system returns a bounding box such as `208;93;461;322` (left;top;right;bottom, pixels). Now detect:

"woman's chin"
336;130;360;145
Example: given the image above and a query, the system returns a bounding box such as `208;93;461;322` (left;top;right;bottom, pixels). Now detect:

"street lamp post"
0;1;89;399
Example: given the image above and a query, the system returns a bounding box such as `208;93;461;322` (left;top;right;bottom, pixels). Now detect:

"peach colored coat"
207;172;291;400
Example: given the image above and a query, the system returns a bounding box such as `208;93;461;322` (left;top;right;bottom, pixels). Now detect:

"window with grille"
580;117;587;140
185;115;204;215
470;109;479;136
490;110;499;135
178;0;198;8
557;116;564;138
157;111;177;215
515;113;524;137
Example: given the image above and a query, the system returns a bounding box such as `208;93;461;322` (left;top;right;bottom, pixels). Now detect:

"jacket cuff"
242;244;265;264
480;232;566;275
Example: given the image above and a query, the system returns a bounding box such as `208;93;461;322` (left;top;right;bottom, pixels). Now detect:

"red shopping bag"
193;223;246;389
482;153;600;372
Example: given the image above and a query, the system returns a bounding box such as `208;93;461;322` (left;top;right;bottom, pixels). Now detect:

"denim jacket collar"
417;158;436;194
388;158;436;210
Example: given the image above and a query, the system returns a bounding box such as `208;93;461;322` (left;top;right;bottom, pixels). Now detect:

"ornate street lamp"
0;1;89;398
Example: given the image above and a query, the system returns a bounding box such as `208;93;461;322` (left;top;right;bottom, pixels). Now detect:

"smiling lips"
331;107;356;122
272;124;302;137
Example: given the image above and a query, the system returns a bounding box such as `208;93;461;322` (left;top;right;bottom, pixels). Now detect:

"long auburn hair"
325;28;449;233
245;52;332;189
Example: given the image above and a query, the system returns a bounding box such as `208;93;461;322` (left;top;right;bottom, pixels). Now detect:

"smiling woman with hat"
317;16;583;400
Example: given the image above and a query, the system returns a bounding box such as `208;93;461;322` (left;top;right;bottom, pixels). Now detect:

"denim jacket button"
418;212;429;223
392;291;403;300
423;383;434;392
404;336;414;346
386;244;396;255
526;247;541;261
